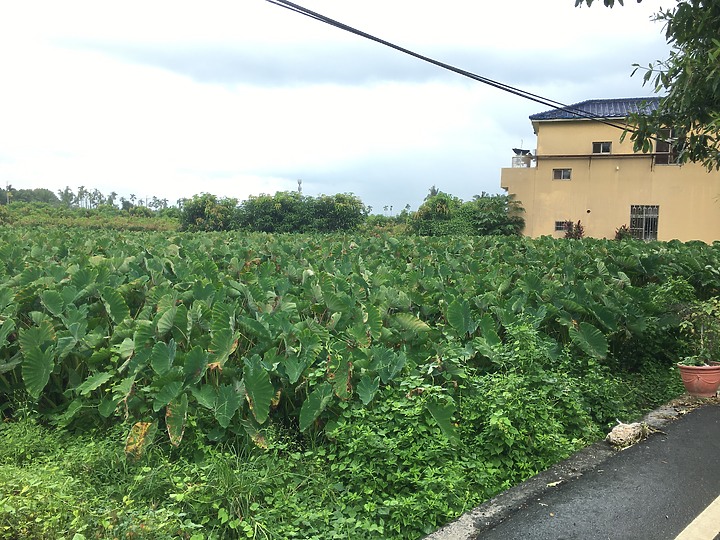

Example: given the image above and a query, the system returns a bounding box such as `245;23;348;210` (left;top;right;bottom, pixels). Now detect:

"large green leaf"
153;379;183;412
569;322;608;359
372;347;406;384
101;287;130;325
243;355;274;424
426;398;459;444
332;358;353;400
19;322;54;352
166;393;189;447
284;355;307;385
392;313;431;334
150;340;176;375
183;346;208;385
41;290;65;317
215;384;242;428
365;305;383;341
299;382;333;432
209;328;237;367
447;298;477;337
76;371;113;396
21;346;54;399
478;314;501;347
156;306;177;336
356;375;380;405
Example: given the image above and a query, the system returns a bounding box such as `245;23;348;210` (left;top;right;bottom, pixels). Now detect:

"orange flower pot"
677;362;720;398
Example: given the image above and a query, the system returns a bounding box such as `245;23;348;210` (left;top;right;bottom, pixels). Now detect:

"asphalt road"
427;402;720;540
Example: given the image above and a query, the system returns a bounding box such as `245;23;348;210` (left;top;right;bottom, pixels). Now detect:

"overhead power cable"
265;0;635;134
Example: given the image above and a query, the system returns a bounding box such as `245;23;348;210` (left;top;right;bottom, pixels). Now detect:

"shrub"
180;193;239;232
564;220;585;239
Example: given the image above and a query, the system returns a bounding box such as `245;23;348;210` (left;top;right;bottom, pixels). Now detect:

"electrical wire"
265;0;640;134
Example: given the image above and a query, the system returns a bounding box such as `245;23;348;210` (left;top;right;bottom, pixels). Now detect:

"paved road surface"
427;402;720;540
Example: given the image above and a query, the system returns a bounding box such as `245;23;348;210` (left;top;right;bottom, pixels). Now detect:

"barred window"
629;205;659;241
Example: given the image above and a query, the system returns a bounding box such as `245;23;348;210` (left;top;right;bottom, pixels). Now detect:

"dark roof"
529;97;660;121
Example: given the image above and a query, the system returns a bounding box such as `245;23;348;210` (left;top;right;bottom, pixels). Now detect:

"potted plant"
677;297;720;397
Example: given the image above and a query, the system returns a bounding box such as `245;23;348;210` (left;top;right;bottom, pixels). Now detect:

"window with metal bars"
629;205;659;241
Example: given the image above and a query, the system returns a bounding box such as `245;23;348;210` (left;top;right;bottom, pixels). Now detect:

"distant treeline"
0;185;525;236
181;190;525;236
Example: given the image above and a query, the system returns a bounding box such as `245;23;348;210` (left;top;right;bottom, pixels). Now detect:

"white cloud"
0;0;669;213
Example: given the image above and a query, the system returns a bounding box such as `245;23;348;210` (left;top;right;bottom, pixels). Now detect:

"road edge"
424;395;718;540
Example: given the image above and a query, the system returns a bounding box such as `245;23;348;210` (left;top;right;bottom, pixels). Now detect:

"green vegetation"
180;192;368;233
0;202;179;231
410;191;524;236
0;224;715;538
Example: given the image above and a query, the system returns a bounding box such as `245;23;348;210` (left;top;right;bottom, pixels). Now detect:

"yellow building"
500;97;720;242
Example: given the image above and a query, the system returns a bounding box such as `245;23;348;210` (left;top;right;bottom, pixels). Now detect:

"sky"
0;0;670;214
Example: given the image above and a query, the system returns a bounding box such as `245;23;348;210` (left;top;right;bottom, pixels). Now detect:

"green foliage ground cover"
0;228;716;539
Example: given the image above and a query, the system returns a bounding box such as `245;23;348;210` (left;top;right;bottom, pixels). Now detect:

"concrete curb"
424;395;718;540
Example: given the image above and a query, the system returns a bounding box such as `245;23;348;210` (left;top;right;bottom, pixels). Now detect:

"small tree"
564;220;585;239
180;193;239;232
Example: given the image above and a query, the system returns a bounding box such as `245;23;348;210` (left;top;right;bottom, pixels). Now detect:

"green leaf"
166;393;189;447
56;399;83;428
133;320;155;350
426;398;459;444
41;290;65;317
243;355;274;424
19;322;54;352
392;313;431;333
0;288;13;311
569;322;608;359
447;298;477;336
192;384;217;410
373;347;406;384
22;346;54;399
357;375;380;405
365;305;383;340
209;328;237;367
76;372;113;396
332;358;353;400
101;287;130;325
299;382;333;431
478;314;501;347
98;395;121;418
215;384;242;428
0;319;16;349
183;346;208;385
284;355;307;385
325;291;353;313
55;336;77;359
150;340;176;375
156;306;177;336
0;354;22;375
153;380;183;412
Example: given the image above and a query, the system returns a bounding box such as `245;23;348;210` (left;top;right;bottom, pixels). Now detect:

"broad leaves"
569;322;608;359
299;382;333;431
243;355;274;424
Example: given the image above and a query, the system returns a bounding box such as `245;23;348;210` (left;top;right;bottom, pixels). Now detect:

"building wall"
500;119;720;242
